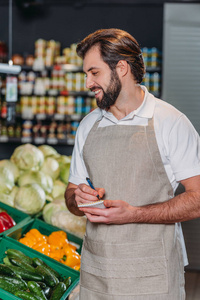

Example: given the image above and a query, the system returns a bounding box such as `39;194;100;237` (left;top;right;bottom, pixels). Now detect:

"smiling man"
65;28;200;300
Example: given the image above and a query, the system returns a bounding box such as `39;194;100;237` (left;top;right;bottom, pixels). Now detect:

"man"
65;28;200;299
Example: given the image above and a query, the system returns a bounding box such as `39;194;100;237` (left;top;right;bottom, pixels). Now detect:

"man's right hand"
65;181;105;216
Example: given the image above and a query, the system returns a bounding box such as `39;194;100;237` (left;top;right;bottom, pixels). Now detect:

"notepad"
78;200;106;209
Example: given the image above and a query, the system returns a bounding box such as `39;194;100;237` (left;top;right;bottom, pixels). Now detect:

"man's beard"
96;69;122;110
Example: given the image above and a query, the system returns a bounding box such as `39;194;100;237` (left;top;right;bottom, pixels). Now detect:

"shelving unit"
0;62;97;146
0;47;162;148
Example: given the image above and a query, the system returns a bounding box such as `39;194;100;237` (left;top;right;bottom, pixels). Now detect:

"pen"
86;177;100;199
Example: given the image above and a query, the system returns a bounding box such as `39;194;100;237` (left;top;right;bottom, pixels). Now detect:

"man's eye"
92;72;98;76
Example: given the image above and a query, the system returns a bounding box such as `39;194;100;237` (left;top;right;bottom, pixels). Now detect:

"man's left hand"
78;199;134;224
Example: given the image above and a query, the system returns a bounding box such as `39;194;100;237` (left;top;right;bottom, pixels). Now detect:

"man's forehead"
83;46;103;72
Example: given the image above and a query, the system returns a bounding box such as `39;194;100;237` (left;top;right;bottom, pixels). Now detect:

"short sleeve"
168;114;200;181
68;125;89;186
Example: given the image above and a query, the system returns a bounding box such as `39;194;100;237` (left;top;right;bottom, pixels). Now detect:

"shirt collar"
101;85;156;121
135;85;155;119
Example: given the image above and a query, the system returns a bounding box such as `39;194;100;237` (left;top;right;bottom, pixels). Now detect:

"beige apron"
80;118;185;300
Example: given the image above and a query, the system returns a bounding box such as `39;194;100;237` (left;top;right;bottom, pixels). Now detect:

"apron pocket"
81;238;169;296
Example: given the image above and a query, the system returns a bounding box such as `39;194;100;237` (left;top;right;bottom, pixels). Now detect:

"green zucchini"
9;265;44;281
10;258;37;273
0;263;15;276
3;256;12;266
15;291;43;300
6;248;33;265
0;275;27;290
43;286;52;298
32;257;61;280
37;281;46;289
35;265;59;287
0;278;19;295
28;281;47;300
50;282;67;300
63;276;72;289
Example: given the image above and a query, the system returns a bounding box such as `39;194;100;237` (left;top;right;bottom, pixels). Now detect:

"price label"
34;137;45;144
67;138;75;145
36;114;46;120
0;136;8;142
54;114;65;121
21;137;32;143
6;76;18;102
47;138;58;145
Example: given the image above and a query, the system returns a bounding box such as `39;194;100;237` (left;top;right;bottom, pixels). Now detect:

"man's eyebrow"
84;66;100;73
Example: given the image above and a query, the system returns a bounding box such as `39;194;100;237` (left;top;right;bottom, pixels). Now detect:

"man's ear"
116;60;129;77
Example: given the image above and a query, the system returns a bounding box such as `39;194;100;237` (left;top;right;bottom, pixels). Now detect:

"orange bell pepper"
33;242;50;256
61;252;81;268
61;244;81;268
48;231;68;248
18;236;36;248
18;228;81;270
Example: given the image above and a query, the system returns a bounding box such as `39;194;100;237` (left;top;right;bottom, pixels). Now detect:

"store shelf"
20;63;83;73
17;112;83;121
0;135;75;146
146;66;161;72
19;90;95;97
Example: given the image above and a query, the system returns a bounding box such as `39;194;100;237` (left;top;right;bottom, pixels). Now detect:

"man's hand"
79;199;134;224
74;183;105;206
65;181;105;216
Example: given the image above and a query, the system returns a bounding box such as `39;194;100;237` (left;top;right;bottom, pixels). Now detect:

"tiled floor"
185;271;200;300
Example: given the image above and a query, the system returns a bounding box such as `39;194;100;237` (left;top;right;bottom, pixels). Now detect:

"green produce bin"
0;236;80;300
0;202;31;237
6;218;83;255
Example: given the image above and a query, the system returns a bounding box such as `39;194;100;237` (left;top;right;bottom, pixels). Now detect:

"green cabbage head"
14;183;46;214
17;170;53;194
40;157;60;180
0;159;19;182
38;145;59;158
59;162;71;184
11;144;44;172
0;166;15;194
0;193;15;207
51;180;67;199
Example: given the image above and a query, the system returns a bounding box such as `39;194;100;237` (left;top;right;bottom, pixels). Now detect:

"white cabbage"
51;180;67;199
38;145;59;158
42;195;86;239
56;155;71;167
0;166;15;194
51;210;86;239
11;144;44;171
0;193;15;207
59;163;70;184
42;200;66;224
40;157;60;180
17;170;53;194
0;159;19;182
14;183;46;214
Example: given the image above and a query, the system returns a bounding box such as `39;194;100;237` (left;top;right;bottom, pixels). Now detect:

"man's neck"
108;84;145;120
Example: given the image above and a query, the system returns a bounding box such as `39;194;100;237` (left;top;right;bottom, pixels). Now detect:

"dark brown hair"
76;28;145;84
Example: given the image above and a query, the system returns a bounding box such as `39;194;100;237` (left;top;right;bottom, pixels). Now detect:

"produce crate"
0;202;31;237
6;218;83;255
0;236;80;300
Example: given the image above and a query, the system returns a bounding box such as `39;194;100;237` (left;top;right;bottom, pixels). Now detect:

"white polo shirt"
69;85;200;266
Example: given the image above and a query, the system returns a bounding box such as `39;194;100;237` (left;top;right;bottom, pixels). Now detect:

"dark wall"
0;2;164;57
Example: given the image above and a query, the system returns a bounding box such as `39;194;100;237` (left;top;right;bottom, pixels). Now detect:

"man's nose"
86;76;94;90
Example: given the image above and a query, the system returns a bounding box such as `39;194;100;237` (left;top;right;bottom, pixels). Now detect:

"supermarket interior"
0;0;200;299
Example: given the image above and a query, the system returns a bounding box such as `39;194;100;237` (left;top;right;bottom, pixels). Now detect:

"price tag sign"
6;76;18;102
21;137;32;143
47;138;58;145
34;137;45;144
